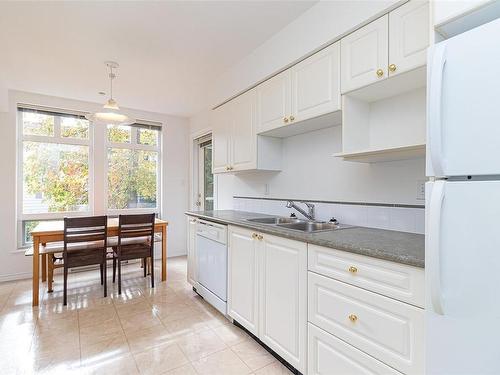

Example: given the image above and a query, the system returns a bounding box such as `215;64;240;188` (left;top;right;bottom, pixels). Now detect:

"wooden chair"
63;216;108;305
111;213;156;294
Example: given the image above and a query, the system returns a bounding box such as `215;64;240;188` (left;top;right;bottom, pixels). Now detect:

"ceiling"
0;1;317;117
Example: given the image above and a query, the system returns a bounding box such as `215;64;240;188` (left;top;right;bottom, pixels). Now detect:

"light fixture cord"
109;65;115;101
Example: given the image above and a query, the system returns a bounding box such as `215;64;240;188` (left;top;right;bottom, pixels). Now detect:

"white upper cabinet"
389;0;430;77
231;90;257;171
212;89;281;174
256;70;291;134
291;41;341;123
341;1;429;93
341;15;389;93
211;104;231;174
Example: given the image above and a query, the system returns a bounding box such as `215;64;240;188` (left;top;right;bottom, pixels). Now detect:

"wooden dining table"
30;217;168;306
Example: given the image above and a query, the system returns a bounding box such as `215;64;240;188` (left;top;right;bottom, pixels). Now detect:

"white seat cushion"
42;240;105;253
107;236;150;247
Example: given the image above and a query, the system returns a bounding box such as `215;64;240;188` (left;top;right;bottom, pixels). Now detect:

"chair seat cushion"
42;240;105;253
108;236;151;247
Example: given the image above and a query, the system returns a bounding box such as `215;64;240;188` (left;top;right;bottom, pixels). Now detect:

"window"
196;137;214;210
106;123;161;213
17;105;163;247
18;107;92;246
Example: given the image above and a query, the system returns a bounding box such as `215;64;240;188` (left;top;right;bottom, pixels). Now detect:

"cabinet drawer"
308;272;424;374
308;323;402;375
308;244;424;307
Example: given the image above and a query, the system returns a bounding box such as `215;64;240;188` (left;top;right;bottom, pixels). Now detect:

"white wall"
0;90;189;281
233;127;425;206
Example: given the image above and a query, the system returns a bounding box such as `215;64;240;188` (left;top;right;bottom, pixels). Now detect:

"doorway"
196;136;214;210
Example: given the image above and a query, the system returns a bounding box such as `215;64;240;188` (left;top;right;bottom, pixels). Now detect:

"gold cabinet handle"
283;117;289;123
257;234;263;241
252;233;258;239
289;115;295;122
349;314;358;323
389;63;397;72
376;69;384;78
348;266;358;273
225;166;230;171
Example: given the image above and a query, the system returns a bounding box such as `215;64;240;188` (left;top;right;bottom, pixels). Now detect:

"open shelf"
336;67;427;163
334;143;425;163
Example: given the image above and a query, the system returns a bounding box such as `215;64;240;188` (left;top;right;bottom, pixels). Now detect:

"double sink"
246;216;346;233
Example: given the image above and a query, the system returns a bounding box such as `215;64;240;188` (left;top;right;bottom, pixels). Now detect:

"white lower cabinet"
308;323;402;375
227;226;260;336
308;271;424;375
227;225;307;373
259;234;307;372
186;216;197;286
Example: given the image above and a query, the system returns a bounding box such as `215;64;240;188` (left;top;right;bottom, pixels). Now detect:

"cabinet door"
291;42;340;122
186;217;197;285
259;234;307;373
212;104;231;174
341;15;388;93
227;226;259;335
256;70;291;134
308;323;402;375
389;0;429;76
231;90;257;171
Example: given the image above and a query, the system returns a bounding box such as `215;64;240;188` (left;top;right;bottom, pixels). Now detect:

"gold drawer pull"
283;117;289;123
252;233;258;239
389;63;397;72
349;314;358;323
348;266;358;273
376;68;384;77
257;234;263;241
289;115;295;122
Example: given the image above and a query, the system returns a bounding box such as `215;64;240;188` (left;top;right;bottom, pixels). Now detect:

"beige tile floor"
0;256;292;375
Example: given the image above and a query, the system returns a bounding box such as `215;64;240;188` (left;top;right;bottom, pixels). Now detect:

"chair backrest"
63;216;108;253
118;213;155;246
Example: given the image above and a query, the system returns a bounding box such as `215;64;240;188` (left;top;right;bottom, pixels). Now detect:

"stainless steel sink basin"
277;221;341;233
246;217;302;225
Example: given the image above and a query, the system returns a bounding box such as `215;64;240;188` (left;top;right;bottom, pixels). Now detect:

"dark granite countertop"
186;210;424;268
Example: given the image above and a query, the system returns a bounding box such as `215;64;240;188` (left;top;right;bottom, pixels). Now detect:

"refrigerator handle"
428;43;447;177
428;180;445;315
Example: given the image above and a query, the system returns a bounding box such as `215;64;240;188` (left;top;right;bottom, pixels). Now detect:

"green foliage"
23;113;54;136
108;125;131;143
61;118;89;139
23;142;89;212
138;129;157;146
107;149;157;209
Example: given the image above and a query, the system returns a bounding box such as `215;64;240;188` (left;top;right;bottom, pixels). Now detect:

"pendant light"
85;61;134;125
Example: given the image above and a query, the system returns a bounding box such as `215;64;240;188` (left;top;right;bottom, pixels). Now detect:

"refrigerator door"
426;181;500;374
427;18;500;177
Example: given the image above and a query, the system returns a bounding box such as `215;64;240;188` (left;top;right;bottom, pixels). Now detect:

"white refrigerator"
426;17;500;374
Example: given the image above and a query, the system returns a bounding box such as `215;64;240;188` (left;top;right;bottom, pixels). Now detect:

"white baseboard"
0;271;32;283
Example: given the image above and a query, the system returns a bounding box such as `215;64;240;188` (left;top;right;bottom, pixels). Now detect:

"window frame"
17;106;94;247
105;123;162;216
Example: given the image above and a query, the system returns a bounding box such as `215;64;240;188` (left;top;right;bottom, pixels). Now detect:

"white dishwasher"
195;219;227;315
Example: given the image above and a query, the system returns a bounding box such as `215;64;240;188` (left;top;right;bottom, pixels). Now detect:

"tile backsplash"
233;197;424;234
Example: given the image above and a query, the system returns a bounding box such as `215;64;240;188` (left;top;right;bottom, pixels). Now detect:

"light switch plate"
416;180;426;200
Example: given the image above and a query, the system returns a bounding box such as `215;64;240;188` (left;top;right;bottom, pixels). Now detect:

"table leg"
32;236;40;307
161;226;167;281
41;254;47;282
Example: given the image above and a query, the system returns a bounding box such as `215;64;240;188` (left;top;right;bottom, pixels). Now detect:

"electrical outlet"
416;180;426;200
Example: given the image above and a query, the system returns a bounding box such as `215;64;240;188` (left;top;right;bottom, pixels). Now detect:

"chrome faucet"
286;200;315;221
